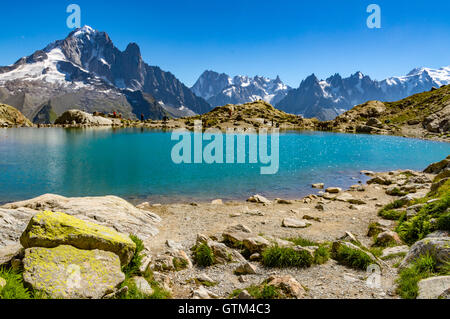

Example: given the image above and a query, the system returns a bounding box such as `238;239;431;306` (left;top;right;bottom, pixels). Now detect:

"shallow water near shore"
0;127;449;205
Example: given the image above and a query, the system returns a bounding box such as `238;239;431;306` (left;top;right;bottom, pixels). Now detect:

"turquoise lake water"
0;128;449;204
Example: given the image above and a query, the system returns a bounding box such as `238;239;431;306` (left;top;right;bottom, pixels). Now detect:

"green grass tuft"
332;245;373;270
262;246;313;268
194;243;215;267
396;193;450;244
122;234;145;277
396;254;439;299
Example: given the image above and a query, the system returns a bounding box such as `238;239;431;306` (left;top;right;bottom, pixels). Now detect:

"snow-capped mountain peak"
0;26;211;122
192;70;292;107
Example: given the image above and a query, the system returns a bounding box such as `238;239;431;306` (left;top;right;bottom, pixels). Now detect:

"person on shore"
141;113;145;121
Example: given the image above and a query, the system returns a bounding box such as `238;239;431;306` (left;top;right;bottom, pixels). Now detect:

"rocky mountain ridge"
276;67;450;121
0;26;210;123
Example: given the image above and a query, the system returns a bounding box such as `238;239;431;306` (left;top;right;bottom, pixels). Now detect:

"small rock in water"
312;183;324;189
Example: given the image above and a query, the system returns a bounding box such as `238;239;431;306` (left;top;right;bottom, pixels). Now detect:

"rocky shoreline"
1;156;449;299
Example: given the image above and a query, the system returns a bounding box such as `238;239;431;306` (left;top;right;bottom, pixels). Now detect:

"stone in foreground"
417;276;450;299
2;194;161;240
282;218;310;228
22;245;125;299
20;211;136;265
266;275;305;299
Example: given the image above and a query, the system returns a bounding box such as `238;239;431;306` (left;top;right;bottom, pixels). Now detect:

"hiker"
141;113;145;121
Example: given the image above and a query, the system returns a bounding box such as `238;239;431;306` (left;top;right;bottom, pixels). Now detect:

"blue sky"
0;0;449;87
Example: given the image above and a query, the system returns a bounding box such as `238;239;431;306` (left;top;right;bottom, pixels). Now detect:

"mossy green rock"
20;211;136;265
22;245;125;299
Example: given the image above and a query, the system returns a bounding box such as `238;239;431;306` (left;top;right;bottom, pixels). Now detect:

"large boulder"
417;276;450;299
0;244;23;267
0;207;38;246
2;194;161;240
20;211;136;265
399;235;450;268
22;245;125;299
54;109;119;126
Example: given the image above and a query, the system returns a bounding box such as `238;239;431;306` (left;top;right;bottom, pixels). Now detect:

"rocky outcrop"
0;104;33;127
22;245;124;299
423;155;450;174
2;194;161;241
54;109;120;126
20;211;136;265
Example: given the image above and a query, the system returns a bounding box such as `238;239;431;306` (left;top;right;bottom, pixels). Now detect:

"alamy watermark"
66;4;81;29
366;4;381;29
171;121;279;175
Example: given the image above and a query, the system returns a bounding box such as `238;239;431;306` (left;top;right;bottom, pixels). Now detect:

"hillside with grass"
0;104;33;128
319;85;450;141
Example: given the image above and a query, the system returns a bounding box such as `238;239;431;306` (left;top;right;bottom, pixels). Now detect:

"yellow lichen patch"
22;245;125;299
20;211;136;265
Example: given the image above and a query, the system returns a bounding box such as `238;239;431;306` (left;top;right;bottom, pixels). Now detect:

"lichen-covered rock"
20;211;136;265
22;245;125;299
2;194;161;240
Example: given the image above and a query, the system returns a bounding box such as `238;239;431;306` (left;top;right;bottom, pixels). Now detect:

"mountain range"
0;26;209;122
276;67;450;120
191;71;291;107
0;25;449;123
192;67;450;121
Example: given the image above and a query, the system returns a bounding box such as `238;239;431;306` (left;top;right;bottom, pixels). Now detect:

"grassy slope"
324;85;450;139
0;103;33;126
